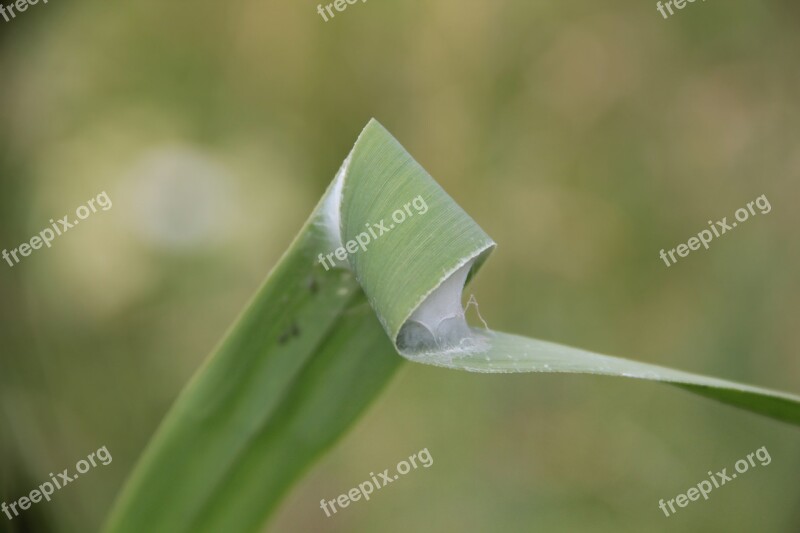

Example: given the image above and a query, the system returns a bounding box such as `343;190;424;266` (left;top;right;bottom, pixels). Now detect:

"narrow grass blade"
413;330;800;426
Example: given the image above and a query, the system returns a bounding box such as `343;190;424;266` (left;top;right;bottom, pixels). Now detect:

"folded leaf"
104;119;800;533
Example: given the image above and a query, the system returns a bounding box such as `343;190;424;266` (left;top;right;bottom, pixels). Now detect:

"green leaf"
415;331;800;426
104;119;800;533
103;172;403;532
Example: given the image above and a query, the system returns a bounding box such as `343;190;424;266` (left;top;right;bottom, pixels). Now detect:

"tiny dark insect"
307;276;318;294
277;322;301;344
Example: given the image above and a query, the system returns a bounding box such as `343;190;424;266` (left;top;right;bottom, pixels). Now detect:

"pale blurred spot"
121;146;238;250
24;180;152;321
36;219;156;321
538;15;644;127
671;68;756;172
25;120;172;320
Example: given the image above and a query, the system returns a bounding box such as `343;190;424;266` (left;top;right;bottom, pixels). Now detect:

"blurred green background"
1;0;799;531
